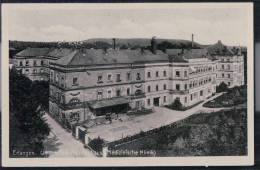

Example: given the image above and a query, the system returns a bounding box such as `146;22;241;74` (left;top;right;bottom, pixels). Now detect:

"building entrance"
153;97;160;106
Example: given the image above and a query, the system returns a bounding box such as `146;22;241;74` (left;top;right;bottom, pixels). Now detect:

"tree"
170;98;183;110
216;82;228;93
9;68;50;157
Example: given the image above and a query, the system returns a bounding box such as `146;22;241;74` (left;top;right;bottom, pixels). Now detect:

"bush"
88;137;105;154
216;82;228;93
169;98;183;110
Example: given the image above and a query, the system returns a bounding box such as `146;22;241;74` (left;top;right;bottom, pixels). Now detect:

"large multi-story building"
48;40;221;125
11;38;245;126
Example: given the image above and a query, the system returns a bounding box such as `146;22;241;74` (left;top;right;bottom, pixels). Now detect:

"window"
185;97;187;103
175;71;180;77
40;68;44;73
200;90;203;96
227;74;231;78
61;95;65;104
163;70;167;77
98;75;103;83
41;60;44;66
184;71;187;77
127;72;131;81
156;71;159;77
61;76;64;87
26;61;29;66
50;72;54;82
189;83;192;88
156;85;159;91
228;82;231;86
176;84;180;91
147;72;151;78
116;89;121;97
97;91;103;100
127;88;130;95
222;73;225;78
190;94;193;101
163;84;167;90
107;90;112;98
116;73;121;82
163;96;166;103
55;74;59;83
73;77;78;85
33;60;37;66
147;99;151;106
222;65;224;69
19;61;23;66
227;65;230;70
147;85;151;92
184;84;187;90
136;73;141;80
33;69;37;73
107;74;112;81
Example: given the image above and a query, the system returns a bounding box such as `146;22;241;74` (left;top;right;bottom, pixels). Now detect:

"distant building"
207;40;245;87
13;48;75;81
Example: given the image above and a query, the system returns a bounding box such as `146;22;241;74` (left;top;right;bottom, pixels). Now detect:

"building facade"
11;39;245;126
48;46;219;125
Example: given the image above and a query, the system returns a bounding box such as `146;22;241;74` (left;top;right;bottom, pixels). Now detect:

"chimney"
151;36;157;54
191;34;194;48
112;38;116;50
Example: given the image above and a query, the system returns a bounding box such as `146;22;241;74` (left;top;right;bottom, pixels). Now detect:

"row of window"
219;73;232;79
22;68;44;74
19;60;44;67
147;70;167;78
147;84;167;92
97;72;141;84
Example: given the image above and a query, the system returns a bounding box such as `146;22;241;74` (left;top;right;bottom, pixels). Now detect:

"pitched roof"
15;47;50;57
47;48;76;59
55;48;169;66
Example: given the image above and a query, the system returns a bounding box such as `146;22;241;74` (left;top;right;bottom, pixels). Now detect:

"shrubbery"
216;82;228;93
167;98;183;110
88;137;105;155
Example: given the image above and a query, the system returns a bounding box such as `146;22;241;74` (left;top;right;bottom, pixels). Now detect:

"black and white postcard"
1;3;254;166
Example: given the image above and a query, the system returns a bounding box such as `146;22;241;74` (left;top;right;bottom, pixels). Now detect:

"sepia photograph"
1;3;254;166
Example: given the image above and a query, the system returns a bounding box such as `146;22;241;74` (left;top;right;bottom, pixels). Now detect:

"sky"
4;3;252;46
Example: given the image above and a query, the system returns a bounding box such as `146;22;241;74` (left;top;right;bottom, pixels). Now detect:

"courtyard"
86;93;225;142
